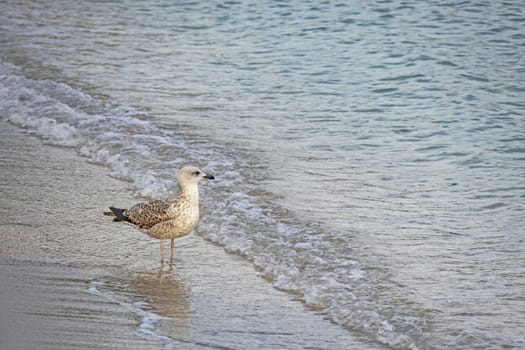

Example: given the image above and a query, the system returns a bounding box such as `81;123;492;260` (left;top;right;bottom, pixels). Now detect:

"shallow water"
1;1;524;349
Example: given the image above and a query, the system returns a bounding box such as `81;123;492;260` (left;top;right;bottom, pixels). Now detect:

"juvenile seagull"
104;165;214;263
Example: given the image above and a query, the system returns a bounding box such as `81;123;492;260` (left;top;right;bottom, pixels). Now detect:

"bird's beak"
204;173;215;180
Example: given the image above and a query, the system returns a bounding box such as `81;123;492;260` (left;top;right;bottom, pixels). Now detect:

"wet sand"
0;120;380;349
0;120;162;349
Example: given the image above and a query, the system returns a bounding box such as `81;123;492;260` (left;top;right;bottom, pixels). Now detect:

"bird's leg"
160;239;165;263
169;238;175;264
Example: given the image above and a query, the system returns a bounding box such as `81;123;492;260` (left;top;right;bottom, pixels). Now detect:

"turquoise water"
1;1;524;349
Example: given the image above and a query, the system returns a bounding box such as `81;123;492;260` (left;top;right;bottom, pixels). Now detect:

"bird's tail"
103;207;132;223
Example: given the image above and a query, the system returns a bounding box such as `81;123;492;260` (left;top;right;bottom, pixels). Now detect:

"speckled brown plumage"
124;200;171;229
104;166;214;263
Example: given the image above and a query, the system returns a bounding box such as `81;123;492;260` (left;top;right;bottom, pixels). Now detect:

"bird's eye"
193;171;200;176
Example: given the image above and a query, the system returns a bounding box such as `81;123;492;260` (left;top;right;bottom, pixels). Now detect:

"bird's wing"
124;200;171;229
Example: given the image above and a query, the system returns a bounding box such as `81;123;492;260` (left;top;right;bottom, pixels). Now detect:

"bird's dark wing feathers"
124;200;171;229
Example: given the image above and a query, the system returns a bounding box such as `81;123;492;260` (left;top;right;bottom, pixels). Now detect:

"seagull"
104;165;214;263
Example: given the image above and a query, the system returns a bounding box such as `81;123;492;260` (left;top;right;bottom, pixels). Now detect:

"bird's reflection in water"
128;265;191;338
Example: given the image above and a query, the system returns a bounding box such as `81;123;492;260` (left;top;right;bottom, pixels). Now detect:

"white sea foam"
8;113;82;147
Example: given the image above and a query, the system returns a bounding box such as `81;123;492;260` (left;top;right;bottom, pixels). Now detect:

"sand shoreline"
0;120;379;349
0;120;162;349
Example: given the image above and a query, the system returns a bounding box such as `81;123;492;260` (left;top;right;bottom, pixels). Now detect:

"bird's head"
177;165;214;187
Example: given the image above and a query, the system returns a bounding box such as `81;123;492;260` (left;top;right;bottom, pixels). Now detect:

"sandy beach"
0;120;378;349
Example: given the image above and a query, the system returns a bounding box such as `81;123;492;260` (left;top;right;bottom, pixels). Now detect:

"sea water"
1;1;524;349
